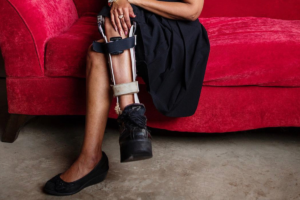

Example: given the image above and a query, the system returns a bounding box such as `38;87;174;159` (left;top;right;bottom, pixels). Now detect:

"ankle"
79;151;103;167
119;95;134;110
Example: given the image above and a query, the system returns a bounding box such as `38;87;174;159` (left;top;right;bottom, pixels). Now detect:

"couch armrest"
0;0;78;77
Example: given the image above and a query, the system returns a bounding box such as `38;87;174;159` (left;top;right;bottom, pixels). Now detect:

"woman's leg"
59;18;137;182
104;17;135;110
60;39;113;182
104;17;153;163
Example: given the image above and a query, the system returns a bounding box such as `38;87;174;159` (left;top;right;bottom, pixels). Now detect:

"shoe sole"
120;139;153;163
43;170;108;196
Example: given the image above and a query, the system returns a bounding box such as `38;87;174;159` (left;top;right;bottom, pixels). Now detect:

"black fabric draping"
99;0;210;117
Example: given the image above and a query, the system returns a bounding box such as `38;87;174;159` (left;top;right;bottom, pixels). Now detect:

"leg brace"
92;15;140;115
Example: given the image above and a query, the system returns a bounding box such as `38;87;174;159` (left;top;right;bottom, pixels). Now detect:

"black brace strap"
106;36;136;54
92;41;106;53
92;36;136;54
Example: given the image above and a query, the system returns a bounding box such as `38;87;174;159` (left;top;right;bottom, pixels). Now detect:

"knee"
104;18;116;35
104;18;116;39
86;38;105;62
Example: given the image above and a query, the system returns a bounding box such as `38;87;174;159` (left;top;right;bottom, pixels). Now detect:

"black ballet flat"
43;151;109;196
117;103;153;163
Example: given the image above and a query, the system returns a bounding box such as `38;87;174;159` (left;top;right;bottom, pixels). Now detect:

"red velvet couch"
1;0;300;142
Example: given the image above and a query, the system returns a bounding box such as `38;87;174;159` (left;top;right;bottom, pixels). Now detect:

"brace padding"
112;81;139;97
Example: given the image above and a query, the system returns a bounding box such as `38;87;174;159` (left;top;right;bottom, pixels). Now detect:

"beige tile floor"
0;79;300;200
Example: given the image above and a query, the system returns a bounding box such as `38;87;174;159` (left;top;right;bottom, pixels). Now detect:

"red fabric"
7;77;300;133
45;15;102;78
73;0;300;20
0;0;78;77
0;0;42;77
200;0;300;20
2;0;300;133
200;17;300;87
45;16;300;87
73;0;106;17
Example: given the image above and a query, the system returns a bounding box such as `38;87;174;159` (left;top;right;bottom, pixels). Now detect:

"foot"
59;151;103;182
117;103;153;162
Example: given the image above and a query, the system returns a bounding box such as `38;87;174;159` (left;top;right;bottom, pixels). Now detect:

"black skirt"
99;1;210;117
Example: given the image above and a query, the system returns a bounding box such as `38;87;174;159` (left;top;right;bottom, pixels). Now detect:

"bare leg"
60;39;113;182
104;17;134;110
58;18;135;182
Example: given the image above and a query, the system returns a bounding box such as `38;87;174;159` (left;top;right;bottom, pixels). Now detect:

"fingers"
110;3;136;37
114;9;124;36
110;10;117;32
118;9;129;36
129;7;136;18
124;9;132;32
120;18;128;36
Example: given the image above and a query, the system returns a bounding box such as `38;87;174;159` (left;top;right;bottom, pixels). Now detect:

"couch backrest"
72;0;300;20
0;0;78;74
200;0;300;20
73;0;106;17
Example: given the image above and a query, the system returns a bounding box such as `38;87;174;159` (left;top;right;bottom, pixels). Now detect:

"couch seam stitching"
6;0;44;76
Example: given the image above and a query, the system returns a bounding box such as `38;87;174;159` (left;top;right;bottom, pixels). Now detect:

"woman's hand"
110;0;136;36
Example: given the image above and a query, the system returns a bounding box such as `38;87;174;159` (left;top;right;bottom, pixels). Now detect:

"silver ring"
119;14;124;19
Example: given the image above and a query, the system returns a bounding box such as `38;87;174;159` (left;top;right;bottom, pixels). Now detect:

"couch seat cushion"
45;15;101;78
46;16;300;87
201;17;300;86
45;14;145;84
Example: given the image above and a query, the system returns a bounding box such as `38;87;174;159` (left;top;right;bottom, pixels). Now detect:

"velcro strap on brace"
92;36;136;54
111;81;139;97
106;36;136;54
92;41;106;53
